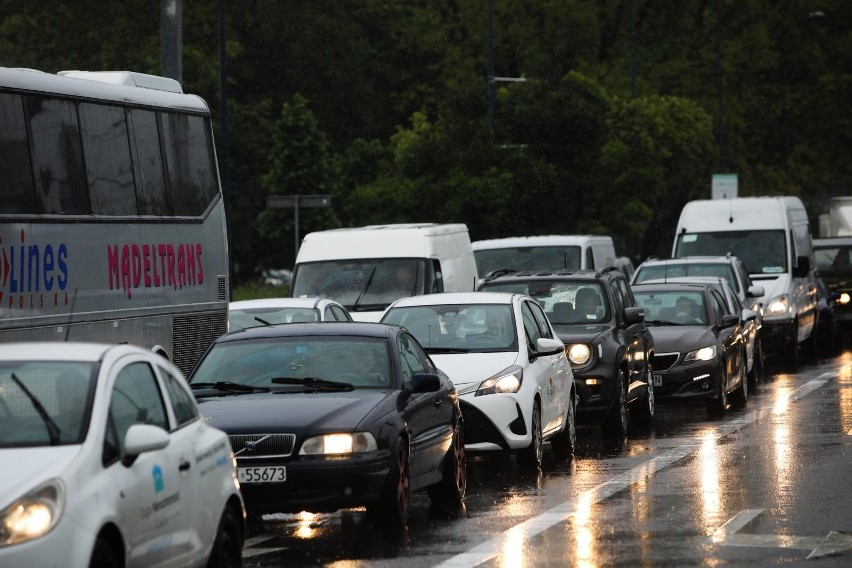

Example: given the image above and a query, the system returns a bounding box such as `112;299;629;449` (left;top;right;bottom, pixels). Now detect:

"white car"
0;342;245;568
381;292;576;468
228;297;353;331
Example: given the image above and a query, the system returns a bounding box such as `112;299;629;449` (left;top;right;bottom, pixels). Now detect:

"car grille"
653;352;680;372
229;434;296;459
459;400;510;450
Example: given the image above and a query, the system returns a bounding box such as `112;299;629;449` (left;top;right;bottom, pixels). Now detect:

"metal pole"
487;0;495;139
294;197;300;258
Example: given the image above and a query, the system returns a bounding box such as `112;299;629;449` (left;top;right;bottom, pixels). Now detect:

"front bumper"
573;360;619;421
459;393;531;452
651;353;721;402
760;319;796;356
236;450;392;514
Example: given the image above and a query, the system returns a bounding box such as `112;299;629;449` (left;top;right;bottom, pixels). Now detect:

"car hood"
430;352;519;388
647;325;715;352
552;324;608;344
0;446;81;508
196;391;392;433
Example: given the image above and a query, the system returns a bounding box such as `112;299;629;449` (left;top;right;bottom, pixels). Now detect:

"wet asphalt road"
242;350;852;567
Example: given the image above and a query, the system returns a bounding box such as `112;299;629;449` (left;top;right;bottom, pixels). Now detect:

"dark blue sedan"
187;322;465;527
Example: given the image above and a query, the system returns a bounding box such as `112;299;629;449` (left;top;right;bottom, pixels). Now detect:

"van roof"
677;196;806;232
296;223;471;261
472;235;613;250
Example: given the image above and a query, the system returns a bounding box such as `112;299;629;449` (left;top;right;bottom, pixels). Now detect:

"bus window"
0;92;36;214
159;113;217;216
79;103;137;215
25;96;90;215
128;108;170;215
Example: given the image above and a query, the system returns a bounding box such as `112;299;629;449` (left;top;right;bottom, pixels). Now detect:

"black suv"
477;267;655;439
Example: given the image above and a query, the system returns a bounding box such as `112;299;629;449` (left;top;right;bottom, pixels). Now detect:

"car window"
398;333;429;382
709;290;727;321
527;300;554;339
617;278;635;307
324;306;335;321
521;302;542;349
106;362;169;457
331;305;351;321
609;281;625;316
160;366;199;428
586;247;595;269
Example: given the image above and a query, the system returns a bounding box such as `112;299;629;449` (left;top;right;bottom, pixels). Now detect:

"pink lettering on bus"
106;241;205;299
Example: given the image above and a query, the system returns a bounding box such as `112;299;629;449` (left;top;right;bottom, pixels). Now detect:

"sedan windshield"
190;337;393;390
633;290;708;326
0;362;95;448
383;304;518;352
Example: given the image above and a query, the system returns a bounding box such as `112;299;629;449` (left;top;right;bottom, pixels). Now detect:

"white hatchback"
382;292;576;468
0;342;245;568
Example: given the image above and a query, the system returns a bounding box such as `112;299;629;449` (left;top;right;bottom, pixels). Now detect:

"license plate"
652;374;663;386
237;466;287;484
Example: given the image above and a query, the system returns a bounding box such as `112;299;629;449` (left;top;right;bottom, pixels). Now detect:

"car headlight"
764;294;790;318
567;343;592;366
299;432;378;455
684;345;717;363
838;292;851;305
476;365;523;396
1;480;64;546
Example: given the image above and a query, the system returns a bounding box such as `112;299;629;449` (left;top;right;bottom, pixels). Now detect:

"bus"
0;67;229;376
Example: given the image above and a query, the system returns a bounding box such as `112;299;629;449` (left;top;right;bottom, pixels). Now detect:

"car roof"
631;282;713;293
213;321;397;343
229;297;331;310
0;342;142;362
388;291;518;308
814;237;852;247
479;267;621;284
638;255;740;266
640;275;729;287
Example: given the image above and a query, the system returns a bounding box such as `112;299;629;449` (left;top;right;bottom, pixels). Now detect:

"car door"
157;362;210;564
397;332;454;482
104;357;190;567
613;278;649;385
521;300;567;435
709;289;744;392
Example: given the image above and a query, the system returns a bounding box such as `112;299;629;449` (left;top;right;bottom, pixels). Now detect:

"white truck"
818;196;852;238
672;196;818;370
290;223;478;321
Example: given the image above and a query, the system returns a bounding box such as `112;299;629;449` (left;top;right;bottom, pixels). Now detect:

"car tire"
426;417;466;505
706;363;729;418
630;368;655;429
368;437;410;526
603;373;629;441
207;506;243;568
89;536;120;568
516;400;543;470
550;390;576;459
730;350;748;409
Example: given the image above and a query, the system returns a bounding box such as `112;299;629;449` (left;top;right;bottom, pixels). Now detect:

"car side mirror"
623;306;645;324
720;314;739;328
792;256;811;278
122;424;170;467
535;337;566;356
741;308;757;322
747;285;765;298
408;373;441;394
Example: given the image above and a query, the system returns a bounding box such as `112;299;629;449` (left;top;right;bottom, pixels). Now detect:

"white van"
290;223;478;321
672;196;817;368
471;235;617;279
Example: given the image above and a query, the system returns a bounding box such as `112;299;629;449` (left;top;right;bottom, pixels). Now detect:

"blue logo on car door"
152;465;164;493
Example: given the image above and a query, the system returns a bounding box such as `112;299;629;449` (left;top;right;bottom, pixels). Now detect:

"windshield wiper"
352;266;377;312
423;347;471;354
646;320;682;326
190;381;270;393
254;315;273;326
9;373;61;445
271;377;354;391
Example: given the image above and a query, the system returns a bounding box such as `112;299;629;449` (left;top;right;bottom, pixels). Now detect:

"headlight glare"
567;344;592;365
684;345;717;362
839;292;851;305
476;366;523;396
299;432;377;455
1;480;63;546
764;294;789;317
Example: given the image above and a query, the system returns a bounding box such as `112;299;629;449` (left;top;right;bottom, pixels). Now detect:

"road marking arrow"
713;509;852;560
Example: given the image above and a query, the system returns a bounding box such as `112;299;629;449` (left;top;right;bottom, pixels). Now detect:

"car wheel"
550;390;576;459
426;417;466;505
207;506;243;568
706;362;729;418
89;536;121;568
730;350;748;409
630;366;655;429
747;338;763;390
516;400;543;470
603;372;629;441
368;437;410;526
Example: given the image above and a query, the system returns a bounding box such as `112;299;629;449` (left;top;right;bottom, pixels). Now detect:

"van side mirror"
792;255;810;278
747;285;765;298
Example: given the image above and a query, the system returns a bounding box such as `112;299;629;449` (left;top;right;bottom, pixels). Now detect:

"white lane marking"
434;373;835;568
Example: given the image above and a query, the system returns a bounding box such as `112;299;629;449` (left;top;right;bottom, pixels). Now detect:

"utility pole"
160;0;182;84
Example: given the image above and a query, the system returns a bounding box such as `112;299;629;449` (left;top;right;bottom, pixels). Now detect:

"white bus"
0;67;229;375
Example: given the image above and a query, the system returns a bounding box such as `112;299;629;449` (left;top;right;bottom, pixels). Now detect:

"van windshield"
291;258;432;312
674;230;787;275
474;246;581;278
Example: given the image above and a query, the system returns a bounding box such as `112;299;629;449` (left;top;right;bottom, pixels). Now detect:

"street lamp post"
487;0;526;141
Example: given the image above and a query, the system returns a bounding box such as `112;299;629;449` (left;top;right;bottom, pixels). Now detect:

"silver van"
472;235;617;279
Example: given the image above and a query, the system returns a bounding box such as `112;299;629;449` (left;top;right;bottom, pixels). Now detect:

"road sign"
266;194;332;258
712;174;738;199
